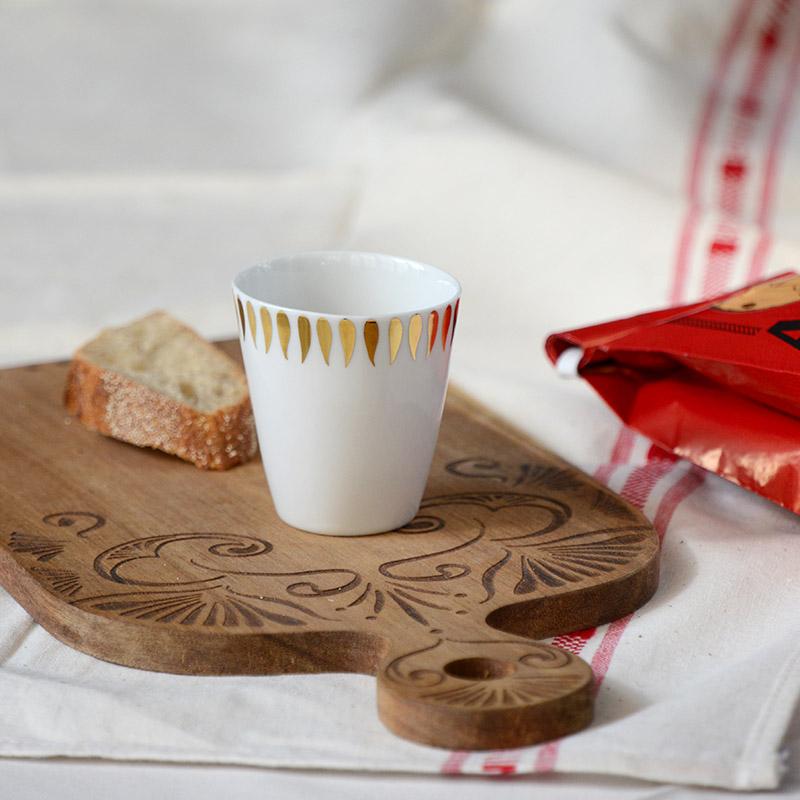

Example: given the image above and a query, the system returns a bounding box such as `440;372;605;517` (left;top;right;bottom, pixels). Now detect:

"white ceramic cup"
233;251;461;536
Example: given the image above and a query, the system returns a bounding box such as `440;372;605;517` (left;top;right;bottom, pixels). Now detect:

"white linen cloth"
2;0;800;791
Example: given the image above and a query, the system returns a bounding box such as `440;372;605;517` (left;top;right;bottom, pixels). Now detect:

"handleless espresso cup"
233;251;461;535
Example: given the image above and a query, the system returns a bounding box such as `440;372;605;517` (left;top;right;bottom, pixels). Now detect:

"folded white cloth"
2;0;800;790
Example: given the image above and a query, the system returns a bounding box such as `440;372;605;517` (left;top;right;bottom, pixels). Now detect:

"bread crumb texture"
64;311;257;470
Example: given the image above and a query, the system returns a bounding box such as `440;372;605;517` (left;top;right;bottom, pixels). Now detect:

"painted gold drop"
408;314;422;360
389;318;403;364
339;319;356;366
427;310;439;355
317;318;332;365
277;312;291;359
260;307;272;353
236;297;245;336
298;316;311;363
364;320;379;366
441;304;452;350
246;301;257;345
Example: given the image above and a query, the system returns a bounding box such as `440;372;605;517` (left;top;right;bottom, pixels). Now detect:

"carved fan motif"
8;532;66;562
30;567;82;597
74;586;329;628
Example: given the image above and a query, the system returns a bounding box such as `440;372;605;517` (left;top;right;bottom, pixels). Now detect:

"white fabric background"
3;0;800;795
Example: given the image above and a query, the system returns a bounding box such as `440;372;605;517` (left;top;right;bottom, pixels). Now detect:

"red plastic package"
545;272;800;514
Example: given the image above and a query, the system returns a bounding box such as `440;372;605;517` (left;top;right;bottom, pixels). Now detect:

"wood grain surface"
0;342;660;750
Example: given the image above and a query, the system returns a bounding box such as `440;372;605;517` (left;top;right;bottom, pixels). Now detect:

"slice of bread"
64;311;257;470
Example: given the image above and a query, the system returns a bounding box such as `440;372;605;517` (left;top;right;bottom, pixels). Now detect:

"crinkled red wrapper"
545;272;800;515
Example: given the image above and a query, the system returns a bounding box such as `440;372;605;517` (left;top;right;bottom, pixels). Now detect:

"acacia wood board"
0;342;659;750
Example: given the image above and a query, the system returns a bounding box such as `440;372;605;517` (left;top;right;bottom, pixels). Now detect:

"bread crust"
64;352;257;471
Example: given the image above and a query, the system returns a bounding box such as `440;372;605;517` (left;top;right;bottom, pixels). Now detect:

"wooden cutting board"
0;342;659;750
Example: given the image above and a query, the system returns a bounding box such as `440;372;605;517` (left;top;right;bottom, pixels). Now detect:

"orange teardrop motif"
441;305;452;350
427;310;439;355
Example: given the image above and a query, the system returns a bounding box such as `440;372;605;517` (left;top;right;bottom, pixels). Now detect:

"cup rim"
232;250;461;320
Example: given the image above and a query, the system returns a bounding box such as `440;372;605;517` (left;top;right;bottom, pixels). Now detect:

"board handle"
376;633;593;749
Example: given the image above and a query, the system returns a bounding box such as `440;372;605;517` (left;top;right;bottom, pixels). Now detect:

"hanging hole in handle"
443;657;516;681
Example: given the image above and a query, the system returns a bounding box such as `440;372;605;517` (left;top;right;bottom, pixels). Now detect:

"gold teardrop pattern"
317;318;332;365
236;301;458;365
427;310;439;355
277;312;291;359
260;306;272;353
246;301;257;346
364;321;379;366
441;304;452;350
339;319;356;366
408;314;422;360
389;318;403;364
236;297;245;337
298;316;311;363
